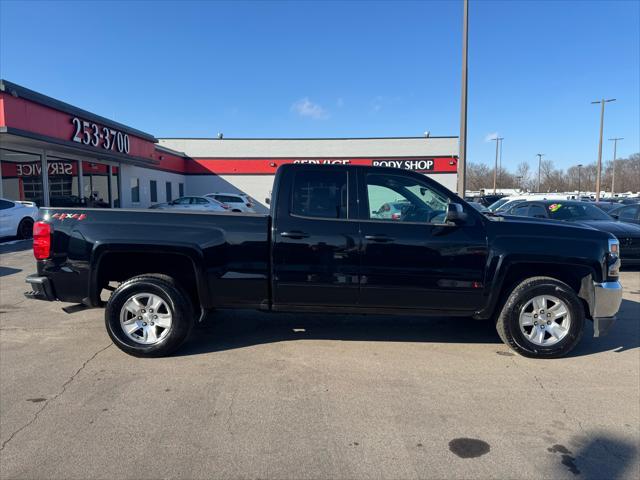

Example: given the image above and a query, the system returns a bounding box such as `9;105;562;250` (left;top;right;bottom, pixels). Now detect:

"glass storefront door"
0;148;45;206
83;161;111;207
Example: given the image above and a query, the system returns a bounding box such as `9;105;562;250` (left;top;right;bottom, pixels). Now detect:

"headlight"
608;237;620;277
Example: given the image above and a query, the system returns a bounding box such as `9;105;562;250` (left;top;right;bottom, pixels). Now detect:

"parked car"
502;200;640;265
593;201;623;213
371;200;411;220
468;202;489;213
488;194;572;213
25;164;622;359
150;196;235;212
0;198;37;239
205;192;256;213
610;204;640;225
465;194;505;207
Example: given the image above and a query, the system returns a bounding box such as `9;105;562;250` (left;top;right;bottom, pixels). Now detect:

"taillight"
221;204;230;209
33;221;51;260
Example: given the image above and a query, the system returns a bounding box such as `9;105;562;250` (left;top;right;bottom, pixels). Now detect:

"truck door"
358;169;488;313
272;166;360;307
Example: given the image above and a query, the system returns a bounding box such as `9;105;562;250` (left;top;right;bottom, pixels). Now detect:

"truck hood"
571;219;640;237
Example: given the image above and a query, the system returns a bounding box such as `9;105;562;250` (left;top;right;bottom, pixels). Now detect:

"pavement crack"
0;342;112;452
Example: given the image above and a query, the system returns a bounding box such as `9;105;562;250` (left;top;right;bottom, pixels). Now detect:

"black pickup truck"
25;164;623;358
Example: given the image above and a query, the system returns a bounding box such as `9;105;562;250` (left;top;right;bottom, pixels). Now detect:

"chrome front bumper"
591;281;623;337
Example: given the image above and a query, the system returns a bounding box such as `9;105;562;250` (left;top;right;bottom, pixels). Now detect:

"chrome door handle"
365;235;394;243
280;231;309;239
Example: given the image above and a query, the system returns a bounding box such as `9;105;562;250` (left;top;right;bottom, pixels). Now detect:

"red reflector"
33;221;51;260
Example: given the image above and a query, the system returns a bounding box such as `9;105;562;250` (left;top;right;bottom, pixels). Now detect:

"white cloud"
291;97;329;119
484;132;499;142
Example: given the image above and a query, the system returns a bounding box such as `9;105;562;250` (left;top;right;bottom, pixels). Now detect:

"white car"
0;198;38;239
150;196;236;212
205;192;257;213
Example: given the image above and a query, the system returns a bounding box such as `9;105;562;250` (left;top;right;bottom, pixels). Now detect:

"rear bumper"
24;274;55;301
591;281;623;338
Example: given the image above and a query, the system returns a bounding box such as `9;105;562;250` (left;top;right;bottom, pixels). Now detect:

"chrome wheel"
519;295;571;346
119;293;172;345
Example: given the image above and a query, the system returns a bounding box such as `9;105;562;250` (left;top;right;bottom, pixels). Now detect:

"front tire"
496;276;585;358
105;274;194;357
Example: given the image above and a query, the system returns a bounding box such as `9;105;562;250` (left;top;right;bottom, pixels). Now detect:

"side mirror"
610;213;619;220
265;197;271;205
445;203;468;224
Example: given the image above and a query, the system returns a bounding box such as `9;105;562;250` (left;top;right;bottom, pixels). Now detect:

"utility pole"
609;137;623;195
591;98;616;201
536;153;544;192
456;0;469;198
492;136;503;194
577;164;583;197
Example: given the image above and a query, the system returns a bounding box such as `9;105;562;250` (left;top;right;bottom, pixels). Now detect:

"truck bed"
37;208;271;309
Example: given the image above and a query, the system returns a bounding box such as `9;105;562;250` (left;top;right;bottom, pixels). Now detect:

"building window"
47;156;81;207
1;149;45;206
131;177;140;203
179;182;184;197
166;182;172;202
150;180;158;203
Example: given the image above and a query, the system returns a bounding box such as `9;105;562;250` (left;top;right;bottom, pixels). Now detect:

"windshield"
487;197;510;211
546;203;612;221
496;199;525;212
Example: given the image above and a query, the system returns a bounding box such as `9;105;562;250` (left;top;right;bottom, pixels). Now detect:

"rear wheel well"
96;252;200;309
497;263;594;318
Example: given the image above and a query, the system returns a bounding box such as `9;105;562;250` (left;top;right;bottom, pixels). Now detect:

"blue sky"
1;0;638;171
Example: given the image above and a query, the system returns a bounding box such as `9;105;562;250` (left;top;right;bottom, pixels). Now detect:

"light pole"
577;164;583;198
457;0;469;198
591;98;616;200
492;136;503;194
609;137;623;196
536;153;544;192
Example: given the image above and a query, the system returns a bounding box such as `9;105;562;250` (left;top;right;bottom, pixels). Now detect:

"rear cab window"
291;170;348;219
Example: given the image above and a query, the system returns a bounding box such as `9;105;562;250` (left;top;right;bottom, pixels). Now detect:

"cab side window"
618;205;639;221
510;204;530;217
528;204;548;218
291;171;348;219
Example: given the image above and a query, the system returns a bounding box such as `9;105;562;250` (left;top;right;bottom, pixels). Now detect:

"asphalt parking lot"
1;239;638;480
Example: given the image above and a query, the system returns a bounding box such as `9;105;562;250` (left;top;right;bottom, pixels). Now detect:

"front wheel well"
495;263;595;319
95;251;200;309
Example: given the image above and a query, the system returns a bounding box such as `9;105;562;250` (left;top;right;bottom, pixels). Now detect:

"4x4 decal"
52;213;87;221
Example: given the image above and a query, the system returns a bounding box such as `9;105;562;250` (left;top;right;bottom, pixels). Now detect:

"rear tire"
105;274;194;357
496;276;585;358
17;217;34;239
